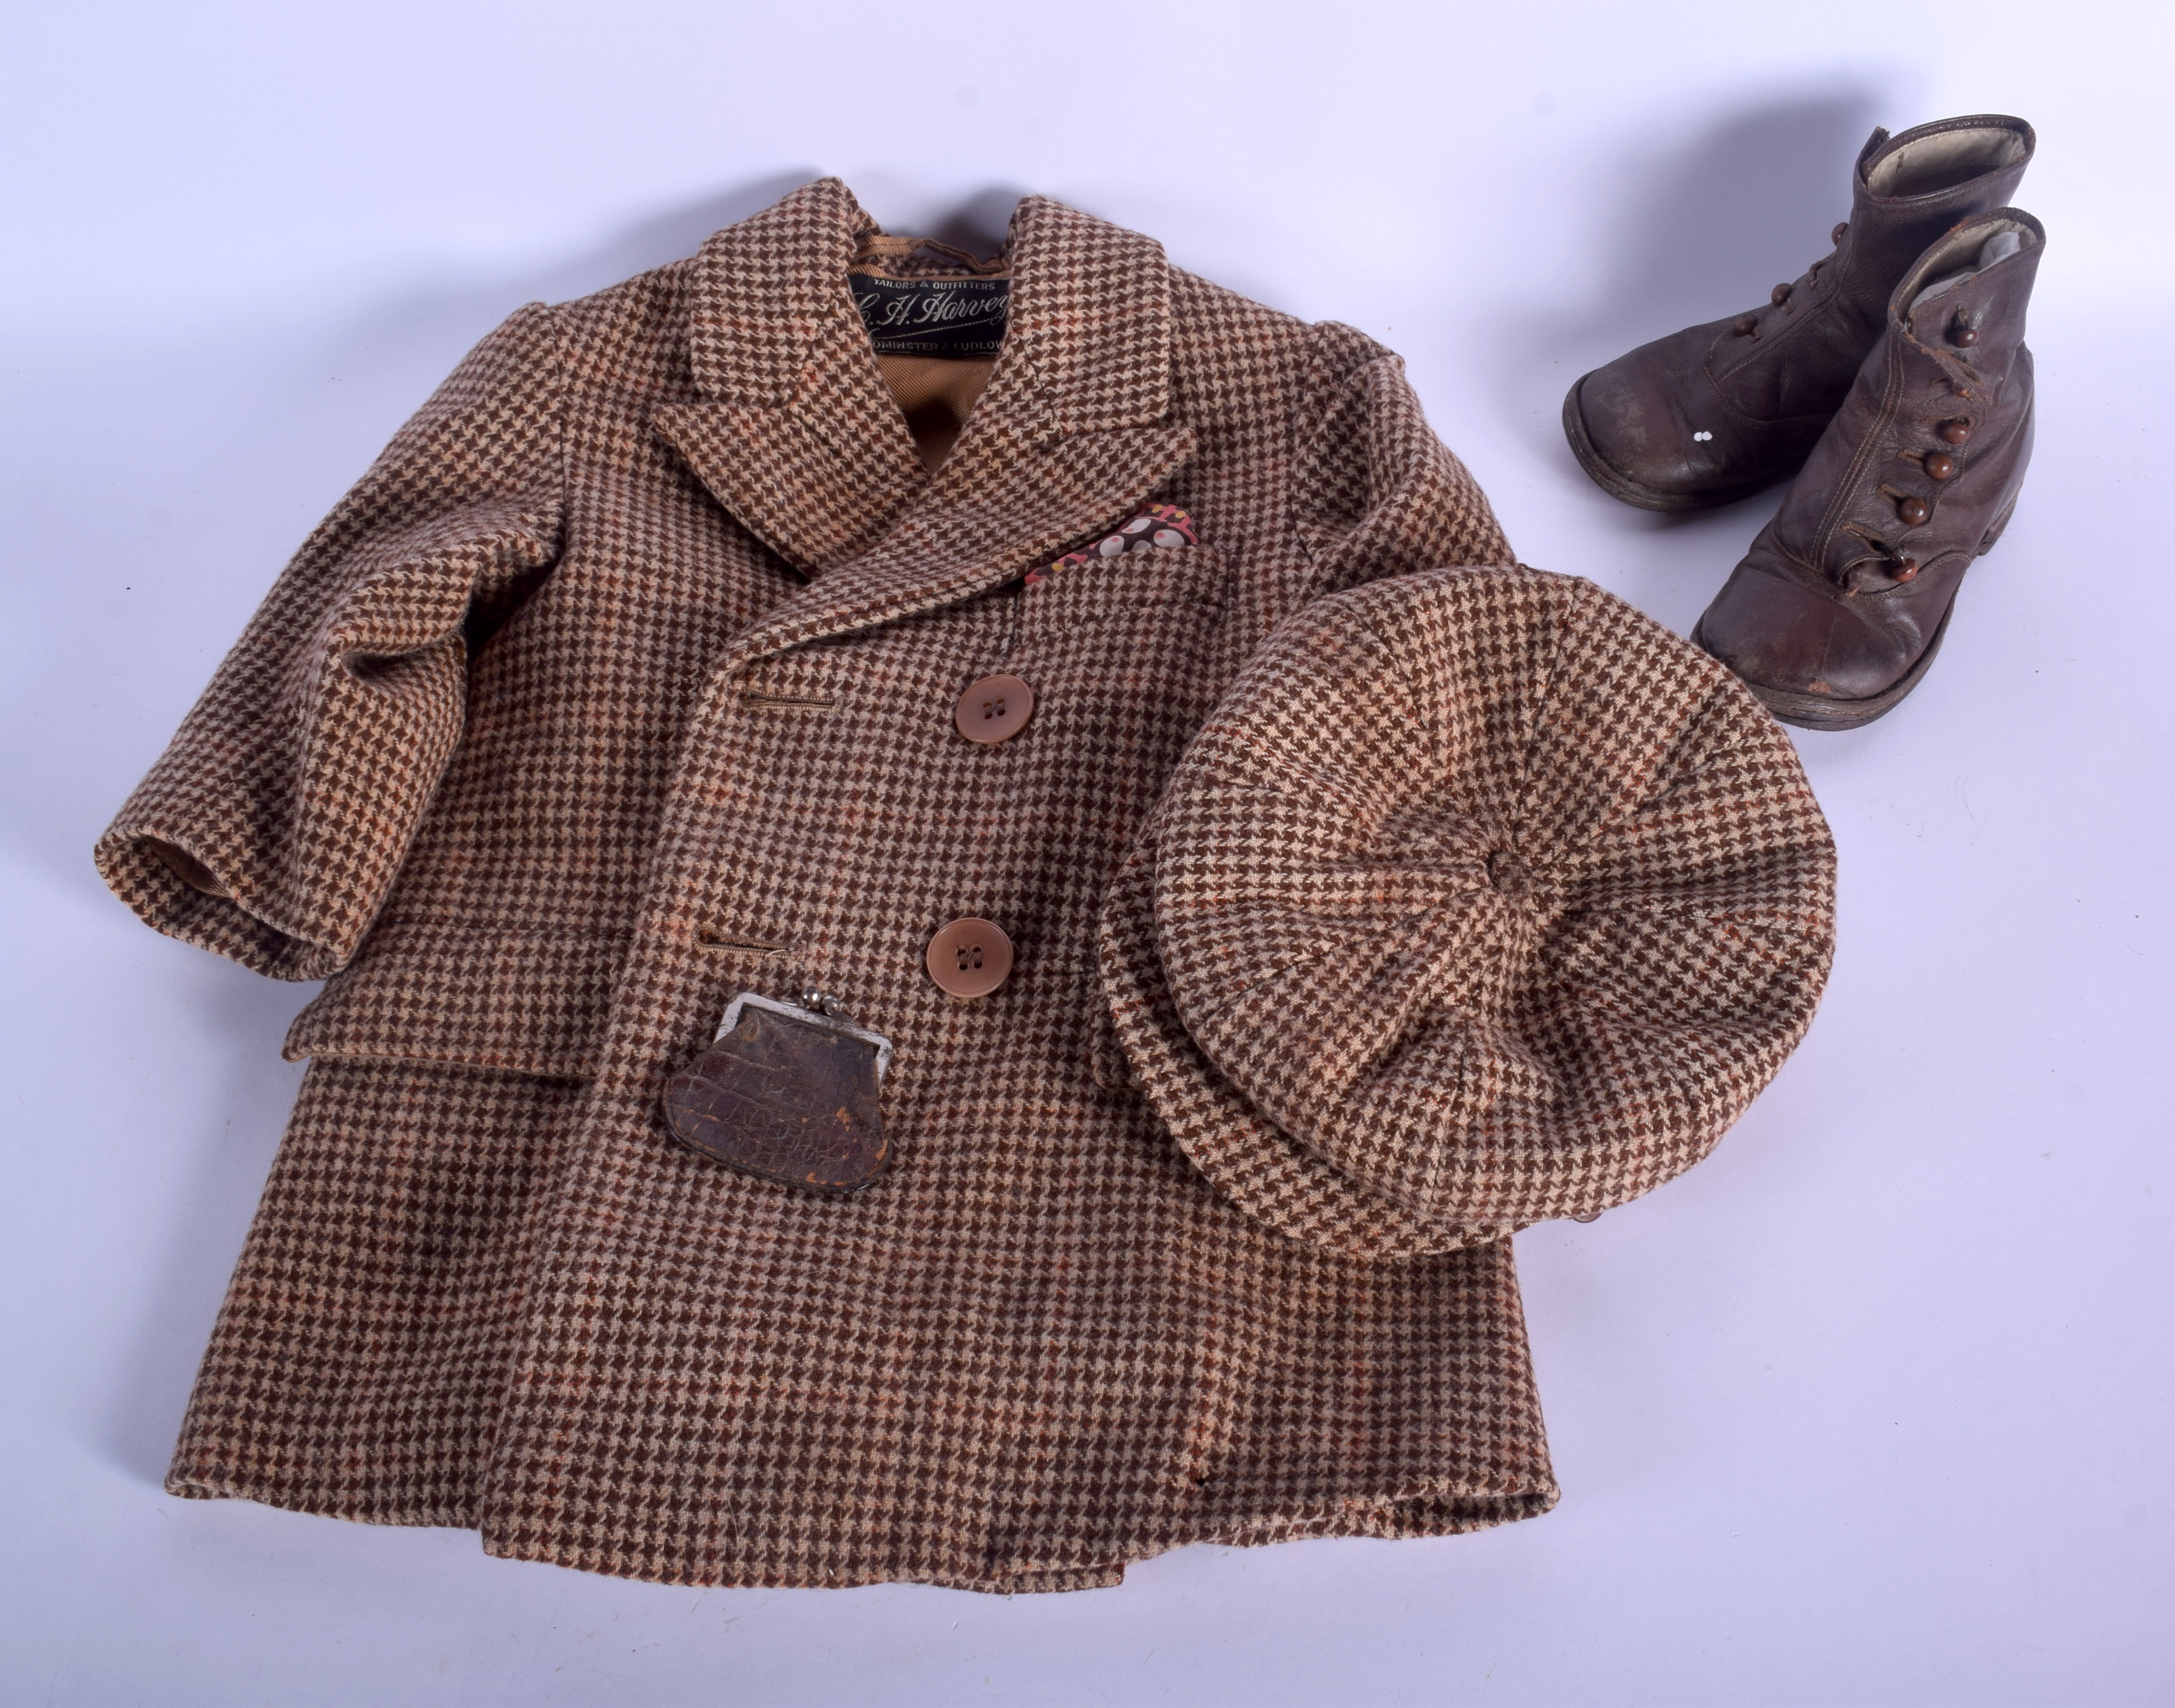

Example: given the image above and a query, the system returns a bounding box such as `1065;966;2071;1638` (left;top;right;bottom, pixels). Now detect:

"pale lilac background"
3;2;2170;1702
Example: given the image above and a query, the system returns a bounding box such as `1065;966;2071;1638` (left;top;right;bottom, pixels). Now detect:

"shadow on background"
921;188;1030;259
1463;90;1903;633
1493;89;1890;490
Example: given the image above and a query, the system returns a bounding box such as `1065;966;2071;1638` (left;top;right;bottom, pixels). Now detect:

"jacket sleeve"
94;303;567;980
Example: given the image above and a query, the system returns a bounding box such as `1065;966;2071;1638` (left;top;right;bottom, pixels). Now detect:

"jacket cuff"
94;821;330;979
1100;565;1836;1259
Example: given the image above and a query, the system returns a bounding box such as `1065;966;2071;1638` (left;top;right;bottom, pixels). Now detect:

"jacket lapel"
653;178;928;574
652;396;927;576
654;184;1196;668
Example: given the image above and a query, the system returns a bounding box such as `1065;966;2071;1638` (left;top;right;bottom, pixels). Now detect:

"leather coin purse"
662;992;894;1191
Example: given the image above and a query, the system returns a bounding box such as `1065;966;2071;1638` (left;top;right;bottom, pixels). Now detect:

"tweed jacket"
98;180;1836;1592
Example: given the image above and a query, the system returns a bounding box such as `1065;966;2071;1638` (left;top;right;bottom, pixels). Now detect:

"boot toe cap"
1570;334;1737;506
1697;563;1905;704
1573;368;1686;494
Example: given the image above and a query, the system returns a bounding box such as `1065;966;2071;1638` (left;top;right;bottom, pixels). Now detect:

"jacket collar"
652;179;1194;668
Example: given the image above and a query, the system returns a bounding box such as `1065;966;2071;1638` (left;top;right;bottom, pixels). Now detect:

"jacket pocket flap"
283;919;628;1079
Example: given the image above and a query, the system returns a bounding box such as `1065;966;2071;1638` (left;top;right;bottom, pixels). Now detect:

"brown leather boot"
1563;115;2032;511
1691;209;2043;729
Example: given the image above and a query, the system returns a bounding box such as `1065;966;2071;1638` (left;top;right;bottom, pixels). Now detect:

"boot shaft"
1898;211;2042;391
1776;208;2044;591
1824;117;2036;332
1708;115;2035;406
1567;114;2035;511
1692;208;2046;728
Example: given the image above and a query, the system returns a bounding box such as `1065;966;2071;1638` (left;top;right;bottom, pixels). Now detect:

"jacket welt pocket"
1016;543;1228;657
283;919;628;1080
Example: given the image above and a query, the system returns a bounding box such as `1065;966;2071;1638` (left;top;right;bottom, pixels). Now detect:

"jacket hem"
160;1467;1556;1594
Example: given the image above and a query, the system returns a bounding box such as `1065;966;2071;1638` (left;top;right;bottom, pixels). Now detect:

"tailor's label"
852;275;1009;357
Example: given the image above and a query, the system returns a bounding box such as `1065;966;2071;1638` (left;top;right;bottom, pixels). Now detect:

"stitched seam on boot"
1706;294;1830;388
1809;325;1909;574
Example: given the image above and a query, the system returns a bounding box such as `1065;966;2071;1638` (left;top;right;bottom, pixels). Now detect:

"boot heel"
1977;493;2020;556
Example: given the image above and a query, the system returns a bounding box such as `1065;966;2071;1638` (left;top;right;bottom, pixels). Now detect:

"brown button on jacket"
96;180;1836;1593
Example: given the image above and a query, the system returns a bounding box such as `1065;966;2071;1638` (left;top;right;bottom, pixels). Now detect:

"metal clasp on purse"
662;991;893;1192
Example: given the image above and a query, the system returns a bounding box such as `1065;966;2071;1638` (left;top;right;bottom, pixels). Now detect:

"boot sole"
1696;493;2020;732
1561;374;1786;514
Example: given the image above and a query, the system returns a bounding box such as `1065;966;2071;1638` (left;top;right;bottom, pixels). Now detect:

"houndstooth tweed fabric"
1103;567;1836;1260
96;179;1835;1592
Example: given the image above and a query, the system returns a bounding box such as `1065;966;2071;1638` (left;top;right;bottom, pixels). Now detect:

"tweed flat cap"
1099;565;1838;1260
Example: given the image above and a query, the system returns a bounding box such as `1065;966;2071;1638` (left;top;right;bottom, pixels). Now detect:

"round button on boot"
926;918;1013;998
954;675;1034;744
